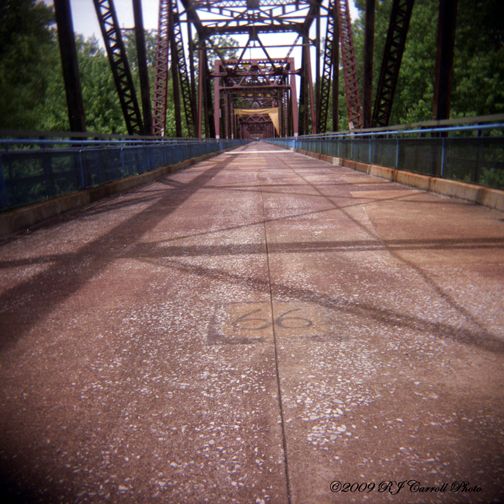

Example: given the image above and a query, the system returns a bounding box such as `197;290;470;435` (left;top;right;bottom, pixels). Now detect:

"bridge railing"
0;133;245;211
268;115;504;190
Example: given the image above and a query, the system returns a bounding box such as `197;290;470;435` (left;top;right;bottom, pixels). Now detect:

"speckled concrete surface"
0;142;503;503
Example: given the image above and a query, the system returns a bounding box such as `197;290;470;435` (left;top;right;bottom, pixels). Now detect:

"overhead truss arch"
53;0;457;138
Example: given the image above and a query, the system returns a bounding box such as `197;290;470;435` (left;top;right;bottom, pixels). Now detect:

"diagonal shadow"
268;151;500;342
2;236;502;270
0;155;239;352
136;255;504;355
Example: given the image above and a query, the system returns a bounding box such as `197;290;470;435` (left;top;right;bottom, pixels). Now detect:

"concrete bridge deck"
1;142;503;503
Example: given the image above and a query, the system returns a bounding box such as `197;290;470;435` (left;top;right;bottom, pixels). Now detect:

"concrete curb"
291;148;504;212
0;148;235;239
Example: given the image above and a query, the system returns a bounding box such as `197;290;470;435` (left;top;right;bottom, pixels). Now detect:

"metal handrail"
295;122;504;140
296;113;504;139
0;137;224;149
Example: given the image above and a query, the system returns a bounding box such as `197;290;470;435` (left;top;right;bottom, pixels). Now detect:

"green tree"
34;35;127;134
353;0;504;125
451;0;504;117
77;36;127;134
122;29;158;113
0;0;55;129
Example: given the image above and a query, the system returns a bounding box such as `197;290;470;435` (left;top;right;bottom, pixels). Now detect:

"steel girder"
154;0;359;137
318;0;337;133
432;0;457;121
213;57;294;139
298;40;308;135
133;0;153;135
53;0;86;132
336;0;362;129
372;0;415;127
169;0;197;136
153;0;170;136
362;0;375;128
93;0;144;135
153;0;196;137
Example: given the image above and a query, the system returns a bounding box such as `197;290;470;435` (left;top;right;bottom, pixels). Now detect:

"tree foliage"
352;0;504;125
0;0;55;129
4;0;502;135
0;0;240;137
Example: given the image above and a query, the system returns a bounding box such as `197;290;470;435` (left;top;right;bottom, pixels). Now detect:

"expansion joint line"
258;165;292;504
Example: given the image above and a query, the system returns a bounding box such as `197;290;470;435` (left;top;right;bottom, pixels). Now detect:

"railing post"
78;149;85;188
474;128;482;183
120;145;126;177
441;136;446;177
145;145;151;172
42;142;56;198
0;154;6;210
396;136;400;168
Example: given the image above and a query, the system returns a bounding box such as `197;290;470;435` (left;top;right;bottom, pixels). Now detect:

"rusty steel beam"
169;0;197;137
188;21;197;118
214;60;222;139
153;0;169;136
299;39;308;136
203;45;215;138
432;0;458;121
93;0;143;135
363;0;375;128
168;0;182;137
53;0;86;132
332;15;339;132
372;0;415;128
132;0;153;135
306;45;317;134
318;0;337;133
155;0;355;138
336;0;362;129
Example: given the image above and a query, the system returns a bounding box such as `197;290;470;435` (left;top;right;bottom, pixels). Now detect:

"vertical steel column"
372;0;415;127
132;0;153;135
153;0;169;136
433;0;458;120
332;12;340;132
53;0;86;132
223;91;229;139
336;0;362;129
168;0;182;137
168;0;196;136
299;40;308;136
315;3;321;130
204;45;215;138
214;60;221;139
289;59;299;137
299;39;316;134
188;22;197;118
230;98;234;139
318;0;337;133
197;48;204;138
306;45;317;134
363;0;375;128
93;0;143;135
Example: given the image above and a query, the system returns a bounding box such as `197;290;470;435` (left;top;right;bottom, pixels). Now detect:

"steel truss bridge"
50;0;458;140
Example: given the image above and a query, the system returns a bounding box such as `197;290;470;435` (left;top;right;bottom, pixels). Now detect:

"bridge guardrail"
0;137;246;211
268;120;504;190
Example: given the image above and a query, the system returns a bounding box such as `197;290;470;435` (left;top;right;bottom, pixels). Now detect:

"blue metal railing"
267;118;504;190
0;137;247;211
